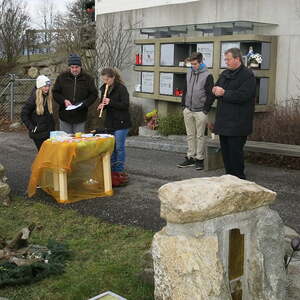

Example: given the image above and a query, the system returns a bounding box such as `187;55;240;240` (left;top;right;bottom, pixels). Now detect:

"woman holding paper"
21;75;55;150
97;68;131;186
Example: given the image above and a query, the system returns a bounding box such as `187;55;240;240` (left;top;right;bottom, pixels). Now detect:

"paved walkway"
1;132;300;233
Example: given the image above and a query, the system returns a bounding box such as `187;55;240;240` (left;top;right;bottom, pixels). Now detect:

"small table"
28;136;115;203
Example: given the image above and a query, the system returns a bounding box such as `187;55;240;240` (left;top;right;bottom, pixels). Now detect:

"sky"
23;0;68;28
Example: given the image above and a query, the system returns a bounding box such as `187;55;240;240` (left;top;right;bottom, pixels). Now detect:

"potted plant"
248;52;263;68
144;109;158;130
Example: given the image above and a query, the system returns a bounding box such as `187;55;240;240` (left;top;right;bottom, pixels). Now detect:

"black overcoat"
53;71;98;124
214;65;256;136
21;89;55;140
100;82;131;131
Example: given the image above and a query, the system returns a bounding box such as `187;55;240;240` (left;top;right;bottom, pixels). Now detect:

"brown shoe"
111;172;128;187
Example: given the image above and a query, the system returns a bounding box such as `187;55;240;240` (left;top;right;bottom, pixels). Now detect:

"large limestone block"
159;175;276;223
247;209;286;300
0;163;10;206
27;67;39;78
152;230;231;300
0;164;5;178
39;67;52;77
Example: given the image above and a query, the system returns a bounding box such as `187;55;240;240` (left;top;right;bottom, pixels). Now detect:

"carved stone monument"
152;175;286;300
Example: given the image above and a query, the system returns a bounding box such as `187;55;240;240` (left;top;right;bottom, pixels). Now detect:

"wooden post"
59;170;68;202
102;152;112;192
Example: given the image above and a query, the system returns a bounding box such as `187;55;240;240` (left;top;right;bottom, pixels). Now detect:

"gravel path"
1;132;299;232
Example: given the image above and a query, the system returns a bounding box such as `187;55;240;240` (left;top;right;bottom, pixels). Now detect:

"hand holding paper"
65;102;83;111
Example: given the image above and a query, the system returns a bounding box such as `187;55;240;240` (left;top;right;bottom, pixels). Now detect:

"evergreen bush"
158;112;186;136
0;240;71;288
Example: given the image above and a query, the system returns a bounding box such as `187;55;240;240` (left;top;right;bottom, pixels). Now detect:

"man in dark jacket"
53;54;98;133
177;52;214;170
213;47;256;179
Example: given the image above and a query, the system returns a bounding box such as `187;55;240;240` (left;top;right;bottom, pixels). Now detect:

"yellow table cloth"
28;136;115;203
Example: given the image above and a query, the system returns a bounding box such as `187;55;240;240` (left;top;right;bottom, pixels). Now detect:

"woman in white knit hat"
21;75;55;150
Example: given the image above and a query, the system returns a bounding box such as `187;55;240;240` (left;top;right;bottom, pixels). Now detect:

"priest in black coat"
213;47;256;179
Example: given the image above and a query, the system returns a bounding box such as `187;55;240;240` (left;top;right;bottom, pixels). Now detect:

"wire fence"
0;75;39;122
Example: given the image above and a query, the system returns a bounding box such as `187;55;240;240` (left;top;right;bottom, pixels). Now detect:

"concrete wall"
96;0;300;107
95;0;198;15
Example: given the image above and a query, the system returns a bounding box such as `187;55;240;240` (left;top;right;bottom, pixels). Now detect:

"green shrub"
158;112;186;136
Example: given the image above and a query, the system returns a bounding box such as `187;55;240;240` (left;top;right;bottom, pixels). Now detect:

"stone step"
126;136;187;153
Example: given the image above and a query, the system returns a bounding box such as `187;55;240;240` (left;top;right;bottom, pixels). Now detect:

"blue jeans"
111;128;129;172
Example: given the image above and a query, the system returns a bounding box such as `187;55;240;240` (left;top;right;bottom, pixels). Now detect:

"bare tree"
54;0;89;54
95;14;135;71
54;0;136;80
38;0;56;53
0;0;30;64
80;13;137;81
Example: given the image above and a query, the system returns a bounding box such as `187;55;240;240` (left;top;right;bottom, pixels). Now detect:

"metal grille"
0;75;36;122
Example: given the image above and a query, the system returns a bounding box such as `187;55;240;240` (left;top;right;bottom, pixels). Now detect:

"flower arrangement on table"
144;109;158;130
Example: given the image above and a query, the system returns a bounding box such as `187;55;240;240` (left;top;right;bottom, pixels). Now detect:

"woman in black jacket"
21;75;55;150
97;68;131;186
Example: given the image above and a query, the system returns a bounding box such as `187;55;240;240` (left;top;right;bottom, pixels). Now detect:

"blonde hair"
35;87;53;115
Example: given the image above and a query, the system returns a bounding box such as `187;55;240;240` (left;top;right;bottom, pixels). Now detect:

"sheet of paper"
65;102;83;111
160;44;174;66
197;43;213;68
141;72;154;93
160;73;174;95
142;44;155;65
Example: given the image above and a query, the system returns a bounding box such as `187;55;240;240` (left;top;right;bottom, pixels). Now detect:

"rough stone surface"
39;67;52;77
284;226;300;300
159;207;286;300
9;122;21;130
159;175;277;223
287;261;300;300
138;249;154;285
152;230;231;300
27;67;39;78
126;135;188;153
139;126;161;137
0;163;11;206
247;208;286;300
154;175;286;300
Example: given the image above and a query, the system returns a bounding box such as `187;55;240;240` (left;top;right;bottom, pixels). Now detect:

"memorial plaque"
142;44;155;65
160;44;174;66
160;73;174;95
197;43;213;68
141;72;154;93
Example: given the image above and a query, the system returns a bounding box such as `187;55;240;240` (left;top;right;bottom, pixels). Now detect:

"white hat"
36;75;51;89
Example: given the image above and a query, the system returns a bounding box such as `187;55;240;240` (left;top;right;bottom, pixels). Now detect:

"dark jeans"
32;137;47;151
219;135;247;179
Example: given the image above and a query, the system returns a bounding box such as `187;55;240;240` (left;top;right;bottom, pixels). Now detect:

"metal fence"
0;75;37;122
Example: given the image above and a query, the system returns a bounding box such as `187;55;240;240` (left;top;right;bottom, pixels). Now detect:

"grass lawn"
0;198;154;300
